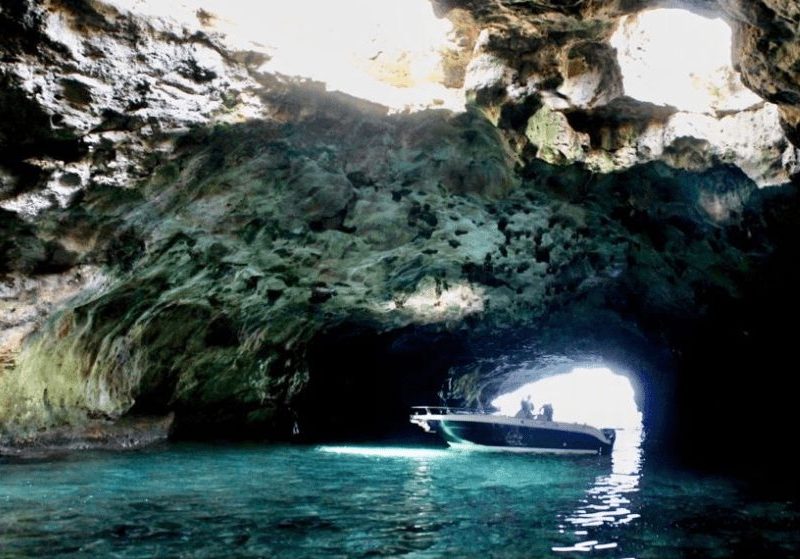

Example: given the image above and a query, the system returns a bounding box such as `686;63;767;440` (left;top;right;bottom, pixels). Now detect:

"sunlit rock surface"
434;0;800;186
1;0;800;470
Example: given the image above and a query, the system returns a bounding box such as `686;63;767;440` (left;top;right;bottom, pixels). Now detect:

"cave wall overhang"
433;0;800;186
2;0;799;223
1;0;800;468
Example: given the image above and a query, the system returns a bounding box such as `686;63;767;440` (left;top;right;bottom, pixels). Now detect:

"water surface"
1;431;797;558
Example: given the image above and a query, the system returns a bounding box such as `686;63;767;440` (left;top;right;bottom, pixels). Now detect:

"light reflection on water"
554;428;644;553
318;419;648;554
0;434;797;558
318;446;449;459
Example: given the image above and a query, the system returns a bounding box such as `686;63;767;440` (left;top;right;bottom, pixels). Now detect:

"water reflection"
2;438;796;557
554;428;644;554
400;462;440;553
317;446;449;459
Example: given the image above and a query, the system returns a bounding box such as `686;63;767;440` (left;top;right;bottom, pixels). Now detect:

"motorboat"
409;406;616;455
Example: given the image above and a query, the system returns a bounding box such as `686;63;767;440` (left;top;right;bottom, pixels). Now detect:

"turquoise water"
1;431;797;558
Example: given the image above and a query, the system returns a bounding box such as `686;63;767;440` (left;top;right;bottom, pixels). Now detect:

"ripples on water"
1;431;797;558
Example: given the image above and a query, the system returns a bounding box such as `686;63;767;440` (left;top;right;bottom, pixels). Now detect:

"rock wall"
434;0;800;186
1;0;800;470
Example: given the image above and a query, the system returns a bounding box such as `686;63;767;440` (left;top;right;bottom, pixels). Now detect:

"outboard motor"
601;428;617;455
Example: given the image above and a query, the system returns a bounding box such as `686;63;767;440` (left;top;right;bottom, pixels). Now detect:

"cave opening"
490;367;642;432
609;8;762;115
106;0;465;112
489;366;646;462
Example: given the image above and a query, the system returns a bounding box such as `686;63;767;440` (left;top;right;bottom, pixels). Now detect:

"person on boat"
541;403;553;422
515;395;535;419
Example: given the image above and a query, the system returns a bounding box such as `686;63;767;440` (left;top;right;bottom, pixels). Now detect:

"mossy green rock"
0;88;774;440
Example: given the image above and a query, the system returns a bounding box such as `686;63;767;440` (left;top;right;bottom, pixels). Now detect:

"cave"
299;323;471;442
1;0;796;459
2;0;800;555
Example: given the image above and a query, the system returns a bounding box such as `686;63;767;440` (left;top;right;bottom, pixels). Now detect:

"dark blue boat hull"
428;419;615;455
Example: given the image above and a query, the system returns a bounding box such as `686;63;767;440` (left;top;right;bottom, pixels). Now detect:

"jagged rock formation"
1;0;800;475
434;0;800;186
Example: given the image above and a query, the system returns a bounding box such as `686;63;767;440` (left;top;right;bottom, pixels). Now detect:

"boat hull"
410;409;615;455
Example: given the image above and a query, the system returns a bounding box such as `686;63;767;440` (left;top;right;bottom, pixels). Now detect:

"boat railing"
410;406;496;416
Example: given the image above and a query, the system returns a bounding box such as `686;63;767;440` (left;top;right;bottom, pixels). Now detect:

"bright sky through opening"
491;367;642;429
610;9;761;114
106;0;464;112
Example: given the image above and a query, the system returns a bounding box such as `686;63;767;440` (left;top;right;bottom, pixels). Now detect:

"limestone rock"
525;105;589;165
1;0;800;448
434;0;800;185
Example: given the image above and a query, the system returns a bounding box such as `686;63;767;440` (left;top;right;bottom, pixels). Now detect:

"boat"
409;406;616;455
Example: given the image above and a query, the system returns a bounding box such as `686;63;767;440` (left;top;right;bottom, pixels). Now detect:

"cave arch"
444;323;673;450
299;316;673;453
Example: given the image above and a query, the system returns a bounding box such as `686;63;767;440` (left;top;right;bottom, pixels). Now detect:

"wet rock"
0;413;173;456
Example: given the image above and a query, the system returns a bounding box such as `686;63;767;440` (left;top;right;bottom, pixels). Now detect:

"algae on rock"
1;99;774;439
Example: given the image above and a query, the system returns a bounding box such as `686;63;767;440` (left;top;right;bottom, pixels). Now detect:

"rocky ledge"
0;413;173;457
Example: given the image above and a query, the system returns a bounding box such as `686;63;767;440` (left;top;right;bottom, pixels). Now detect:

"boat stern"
600;428;617;455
